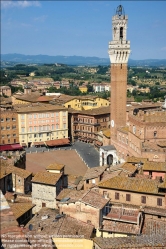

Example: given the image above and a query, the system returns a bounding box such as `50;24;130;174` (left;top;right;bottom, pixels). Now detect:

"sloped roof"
127;156;148;164
31;171;62;185
13;92;41;102
46;162;65;171
58;189;108;209
57;189;85;202
80;106;110;115
120;162;138;175
83;166;107;180
103;219;140;234
57;216;94;239
117;126;129;133
25;207;94;239
93;235;166;248
143;161;166;172
102;129;111;138
9;203;35;219
16;103;67;113
98;176;159;194
81;190;109;209
0;160;32;179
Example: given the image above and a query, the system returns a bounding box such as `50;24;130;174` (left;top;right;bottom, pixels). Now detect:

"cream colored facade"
96;229;127;238
64;97;110;110
17;104;68;147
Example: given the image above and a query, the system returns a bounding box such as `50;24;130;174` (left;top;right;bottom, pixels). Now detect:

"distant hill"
1;53;166;67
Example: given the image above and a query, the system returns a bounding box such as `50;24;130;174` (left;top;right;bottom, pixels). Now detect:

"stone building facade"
113;110;166;162
69;106;110;143
32;171;67;213
58;189;109;229
0;109;19;145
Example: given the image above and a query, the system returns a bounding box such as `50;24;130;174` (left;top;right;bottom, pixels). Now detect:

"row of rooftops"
1;155;166;195
129;109;166;123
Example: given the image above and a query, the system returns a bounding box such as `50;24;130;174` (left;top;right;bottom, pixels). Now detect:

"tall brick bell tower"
108;5;131;141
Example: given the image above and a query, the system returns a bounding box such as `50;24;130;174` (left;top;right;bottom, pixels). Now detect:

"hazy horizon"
2;1;166;60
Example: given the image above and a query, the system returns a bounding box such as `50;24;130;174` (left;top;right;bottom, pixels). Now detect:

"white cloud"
1;0;41;9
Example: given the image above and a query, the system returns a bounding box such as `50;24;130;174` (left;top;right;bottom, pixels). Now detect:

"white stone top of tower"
108;5;131;64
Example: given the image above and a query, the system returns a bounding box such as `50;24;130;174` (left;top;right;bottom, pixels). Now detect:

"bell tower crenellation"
108;5;131;64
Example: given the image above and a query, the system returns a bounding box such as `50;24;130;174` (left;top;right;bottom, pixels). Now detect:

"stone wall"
32;183;56;213
59;201;101;228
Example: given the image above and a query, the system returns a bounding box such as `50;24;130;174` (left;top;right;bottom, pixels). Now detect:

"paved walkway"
72;141;99;168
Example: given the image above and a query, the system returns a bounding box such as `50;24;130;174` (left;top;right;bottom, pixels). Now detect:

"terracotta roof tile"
16;103;67;113
142;206;166;216
98;176;159;194
93;235;166;248
103;220;140;234
57;216;94;239
102;129;111;138
117;126;129;133
9;203;35;219
57;189;85;202
25;207;94;239
80;106;110;115
46;162;65;170
83;166;107;180
127;156;148;164
81;190;109;209
32;171;62;185
0;160;32;179
67;174;83;188
13;92;40;102
143;161;166;172
143;218;166;236
120;162;138;175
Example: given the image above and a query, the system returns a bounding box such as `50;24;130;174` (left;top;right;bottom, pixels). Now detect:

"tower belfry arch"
108;5;131;140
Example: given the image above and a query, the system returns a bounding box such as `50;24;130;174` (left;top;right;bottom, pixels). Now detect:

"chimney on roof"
38;223;43;232
24;85;31;95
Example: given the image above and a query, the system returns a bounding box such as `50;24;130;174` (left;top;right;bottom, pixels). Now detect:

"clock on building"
111;120;114;127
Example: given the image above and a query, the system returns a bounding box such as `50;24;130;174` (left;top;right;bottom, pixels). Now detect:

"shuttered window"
115;192;119;200
157;198;162;206
141;196;146;204
126;194;131;202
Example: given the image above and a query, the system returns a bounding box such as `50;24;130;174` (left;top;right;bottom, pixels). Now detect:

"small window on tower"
154;131;157;137
120;27;123;39
121;64;122;69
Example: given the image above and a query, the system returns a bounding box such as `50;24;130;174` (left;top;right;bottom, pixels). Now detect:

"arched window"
120;27;123;39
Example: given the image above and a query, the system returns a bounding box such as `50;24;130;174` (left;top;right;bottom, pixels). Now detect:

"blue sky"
1;1;166;60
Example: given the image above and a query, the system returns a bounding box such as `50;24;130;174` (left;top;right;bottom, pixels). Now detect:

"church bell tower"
108;5;131;139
